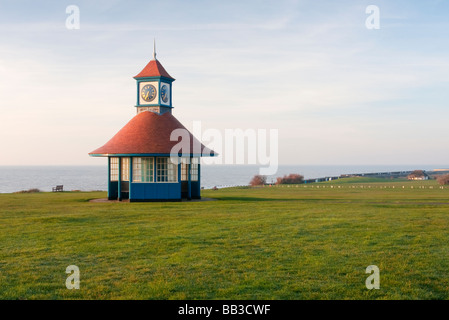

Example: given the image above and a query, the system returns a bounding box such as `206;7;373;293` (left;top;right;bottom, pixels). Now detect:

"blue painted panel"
191;181;201;198
135;76;174;82
135;104;173;108
109;181;118;200
130;182;181;200
131;183;143;199
160;184;167;198
145;184;155;199
155;184;162;198
168;183;181;198
191;164;201;198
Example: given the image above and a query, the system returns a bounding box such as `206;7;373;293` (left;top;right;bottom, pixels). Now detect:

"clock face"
160;84;169;103
141;84;157;102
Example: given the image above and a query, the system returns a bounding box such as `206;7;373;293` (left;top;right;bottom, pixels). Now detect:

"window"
191;157;199;181
181;158;189;181
110;157;119;181
168;160;177;182
121;158;130;181
157;157;178;182
133;157;154;182
180;157;199;181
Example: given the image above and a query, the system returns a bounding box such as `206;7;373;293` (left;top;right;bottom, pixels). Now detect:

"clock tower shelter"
134;42;175;115
89;43;216;202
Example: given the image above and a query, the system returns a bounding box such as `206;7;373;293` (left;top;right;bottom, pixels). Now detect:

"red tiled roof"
89;111;215;156
134;59;175;80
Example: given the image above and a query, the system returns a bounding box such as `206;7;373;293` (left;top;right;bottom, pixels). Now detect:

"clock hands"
141;84;157;102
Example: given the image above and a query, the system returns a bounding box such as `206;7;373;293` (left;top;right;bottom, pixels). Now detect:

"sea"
0;164;447;194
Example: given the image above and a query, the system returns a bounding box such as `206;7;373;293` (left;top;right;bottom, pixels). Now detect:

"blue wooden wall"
130;182;181;201
108;181;118;200
107;158;202;201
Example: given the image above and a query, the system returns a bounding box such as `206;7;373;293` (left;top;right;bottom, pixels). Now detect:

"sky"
0;0;448;166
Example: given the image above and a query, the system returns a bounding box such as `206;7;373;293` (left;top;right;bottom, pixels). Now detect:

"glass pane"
121;158;130;181
110;157;119;181
133;158;141;182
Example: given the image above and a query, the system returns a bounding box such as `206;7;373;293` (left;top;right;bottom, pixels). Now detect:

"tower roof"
89;111;215;156
134;59;175;80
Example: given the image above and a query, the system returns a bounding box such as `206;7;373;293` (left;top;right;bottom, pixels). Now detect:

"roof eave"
89;152;218;157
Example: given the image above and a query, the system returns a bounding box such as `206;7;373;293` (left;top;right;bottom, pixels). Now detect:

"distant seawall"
208;169;449;189
303;169;449;184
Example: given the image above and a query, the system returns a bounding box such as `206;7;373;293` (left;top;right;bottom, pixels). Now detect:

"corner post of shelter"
197;161;201;200
187;157;192;200
129;156;133;201
177;159;182;198
107;156;112;200
118;157;122;201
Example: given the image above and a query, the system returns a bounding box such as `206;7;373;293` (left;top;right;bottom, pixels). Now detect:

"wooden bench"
52;185;63;192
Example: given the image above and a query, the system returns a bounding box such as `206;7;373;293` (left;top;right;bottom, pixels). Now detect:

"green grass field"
1;177;449;300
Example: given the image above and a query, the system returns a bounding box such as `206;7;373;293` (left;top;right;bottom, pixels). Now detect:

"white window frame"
132;157;154;183
190;157;199;182
121;157;130;182
156;157;178;183
181;157;189;181
110;157;119;181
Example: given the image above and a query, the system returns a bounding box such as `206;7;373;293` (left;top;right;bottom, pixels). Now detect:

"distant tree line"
276;174;304;185
249;175;267;186
437;174;449;185
249;173;304;186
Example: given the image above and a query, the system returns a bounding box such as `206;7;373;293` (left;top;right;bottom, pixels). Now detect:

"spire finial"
153;38;157;61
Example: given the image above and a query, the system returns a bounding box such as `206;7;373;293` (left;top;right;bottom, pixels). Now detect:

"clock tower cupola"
134;41;175;115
